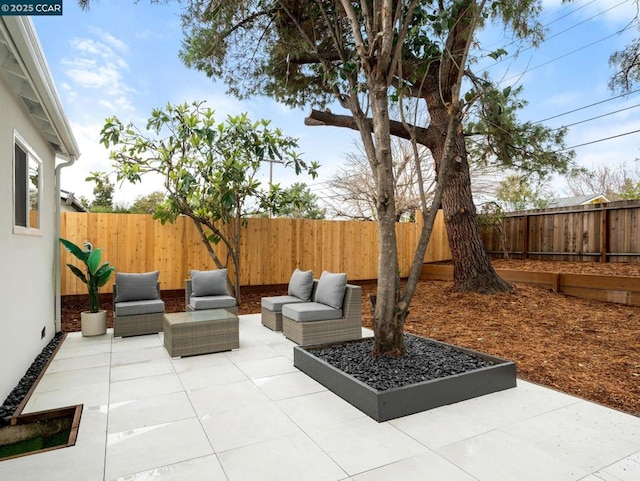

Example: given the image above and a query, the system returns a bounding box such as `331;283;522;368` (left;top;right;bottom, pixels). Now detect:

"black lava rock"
0;333;64;427
310;335;493;391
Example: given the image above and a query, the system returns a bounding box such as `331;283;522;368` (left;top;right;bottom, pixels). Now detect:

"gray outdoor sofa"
113;271;165;337
282;271;362;346
261;268;315;331
185;268;238;315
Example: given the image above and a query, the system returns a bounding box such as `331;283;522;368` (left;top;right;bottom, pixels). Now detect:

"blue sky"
33;0;640;207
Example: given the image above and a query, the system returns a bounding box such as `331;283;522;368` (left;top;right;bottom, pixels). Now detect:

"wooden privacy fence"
481;199;640;263
60;211;452;295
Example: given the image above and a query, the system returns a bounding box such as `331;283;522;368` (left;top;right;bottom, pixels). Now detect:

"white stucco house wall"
0;18;79;402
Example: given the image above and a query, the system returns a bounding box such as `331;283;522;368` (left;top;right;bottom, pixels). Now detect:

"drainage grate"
0;405;82;461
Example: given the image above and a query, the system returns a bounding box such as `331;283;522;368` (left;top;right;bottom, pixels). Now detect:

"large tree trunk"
425;88;511;293
421;0;511;294
438;134;511;292
427;99;512;294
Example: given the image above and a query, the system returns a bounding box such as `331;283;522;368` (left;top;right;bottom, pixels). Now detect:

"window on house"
14;135;41;231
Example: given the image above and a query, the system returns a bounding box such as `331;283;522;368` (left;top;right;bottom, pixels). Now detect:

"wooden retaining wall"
420;264;640;307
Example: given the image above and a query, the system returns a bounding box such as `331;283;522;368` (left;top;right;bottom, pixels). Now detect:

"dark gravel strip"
311;335;494;391
0;332;64;426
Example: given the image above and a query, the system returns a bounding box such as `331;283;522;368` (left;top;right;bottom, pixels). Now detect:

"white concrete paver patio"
1;313;638;481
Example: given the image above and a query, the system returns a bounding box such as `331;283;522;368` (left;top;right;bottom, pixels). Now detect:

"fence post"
522;214;529;259
600;203;608;263
551;272;560;293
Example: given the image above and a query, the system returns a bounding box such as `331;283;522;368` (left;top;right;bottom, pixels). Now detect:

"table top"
164;309;237;325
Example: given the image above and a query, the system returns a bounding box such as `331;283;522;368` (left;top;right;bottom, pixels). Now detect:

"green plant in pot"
60;238;115;336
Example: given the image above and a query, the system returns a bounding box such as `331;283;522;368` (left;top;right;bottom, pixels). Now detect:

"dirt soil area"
61;259;640;417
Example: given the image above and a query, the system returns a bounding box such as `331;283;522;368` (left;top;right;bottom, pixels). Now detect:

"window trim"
13;131;43;236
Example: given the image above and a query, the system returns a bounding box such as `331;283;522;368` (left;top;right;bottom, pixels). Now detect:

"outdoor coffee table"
163;309;239;357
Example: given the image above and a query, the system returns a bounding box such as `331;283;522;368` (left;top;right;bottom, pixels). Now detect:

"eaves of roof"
0;17;79;158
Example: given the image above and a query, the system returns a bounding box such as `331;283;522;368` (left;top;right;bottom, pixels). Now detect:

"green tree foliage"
495;174;549;212
620;181;640;200
100;101;318;302
79;196;91;211
85;171;115;212
79;0;575;355
464;82;574;177
477;202;509;260
276;182;326;219
129;191;167;214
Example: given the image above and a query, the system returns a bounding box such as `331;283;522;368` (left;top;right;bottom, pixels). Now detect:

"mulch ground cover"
61;259;640;417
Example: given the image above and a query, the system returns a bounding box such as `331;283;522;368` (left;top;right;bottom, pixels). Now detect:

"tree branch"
304;109;433;147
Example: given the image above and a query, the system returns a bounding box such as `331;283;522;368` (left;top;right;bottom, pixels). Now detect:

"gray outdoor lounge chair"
261;268;315;331
113;271;165;337
185;268;238;315
282;271;362;346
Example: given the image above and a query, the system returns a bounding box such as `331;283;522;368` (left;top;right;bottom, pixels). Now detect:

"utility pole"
261;158;285;218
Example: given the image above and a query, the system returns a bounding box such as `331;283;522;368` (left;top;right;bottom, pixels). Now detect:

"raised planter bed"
421;264;640;307
293;335;516;422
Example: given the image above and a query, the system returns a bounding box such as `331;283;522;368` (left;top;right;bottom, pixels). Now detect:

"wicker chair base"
282;283;362;346
114;312;164;337
163;309;239;357
282;316;362;346
261;307;282;331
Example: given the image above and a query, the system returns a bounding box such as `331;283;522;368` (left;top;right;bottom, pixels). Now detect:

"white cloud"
59;121;112;201
60;34;135;119
100;95;135;112
135;29;151;39
167;86;251;120
60;120;166;207
91;28;130;53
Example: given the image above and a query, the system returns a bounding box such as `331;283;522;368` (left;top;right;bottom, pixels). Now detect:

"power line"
479;0;600;62
533;87;640;123
481;0;630;72
557;128;640;151
552;102;640;130
476;1;640;133
500;25;634;86
543;0;600;28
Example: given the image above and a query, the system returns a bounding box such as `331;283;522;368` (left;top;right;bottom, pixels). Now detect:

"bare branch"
304;108;433;147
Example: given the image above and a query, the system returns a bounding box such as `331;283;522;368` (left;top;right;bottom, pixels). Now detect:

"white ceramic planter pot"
81;310;107;337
